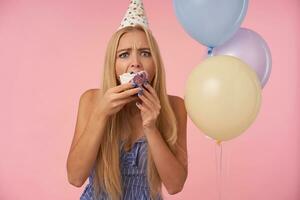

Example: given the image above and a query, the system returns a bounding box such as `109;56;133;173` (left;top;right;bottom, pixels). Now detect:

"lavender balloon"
210;28;272;88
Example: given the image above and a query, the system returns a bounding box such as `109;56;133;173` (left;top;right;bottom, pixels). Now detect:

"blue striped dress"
80;135;163;200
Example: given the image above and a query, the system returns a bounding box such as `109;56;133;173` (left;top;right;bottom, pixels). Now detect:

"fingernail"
131;82;137;87
138;90;143;96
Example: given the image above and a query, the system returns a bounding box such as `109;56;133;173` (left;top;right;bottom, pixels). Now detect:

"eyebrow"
117;48;151;53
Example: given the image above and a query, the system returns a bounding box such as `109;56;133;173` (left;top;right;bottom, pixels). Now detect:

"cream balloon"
184;55;262;142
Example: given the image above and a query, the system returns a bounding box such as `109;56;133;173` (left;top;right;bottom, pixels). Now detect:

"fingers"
111;82;135;93
110;82;143;99
116;87;142;99
114;95;139;107
137;84;161;112
137;91;154;109
140;85;158;105
143;83;159;100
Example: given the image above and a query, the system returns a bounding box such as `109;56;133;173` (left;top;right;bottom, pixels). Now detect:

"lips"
129;70;141;74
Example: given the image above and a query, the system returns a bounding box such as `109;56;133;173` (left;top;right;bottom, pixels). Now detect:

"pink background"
1;0;299;199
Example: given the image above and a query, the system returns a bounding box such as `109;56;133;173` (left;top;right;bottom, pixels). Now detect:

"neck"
125;100;140;118
122;100;143;141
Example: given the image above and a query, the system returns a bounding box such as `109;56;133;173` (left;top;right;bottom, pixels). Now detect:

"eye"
141;51;151;57
118;52;129;58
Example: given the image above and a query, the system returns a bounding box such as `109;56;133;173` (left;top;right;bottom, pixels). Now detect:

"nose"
129;51;142;70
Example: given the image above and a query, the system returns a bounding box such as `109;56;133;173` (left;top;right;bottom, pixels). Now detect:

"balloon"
184;55;262;142
210;28;272;88
173;0;249;47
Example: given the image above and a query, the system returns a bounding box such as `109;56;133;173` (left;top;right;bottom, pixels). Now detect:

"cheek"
115;60;127;76
145;61;156;82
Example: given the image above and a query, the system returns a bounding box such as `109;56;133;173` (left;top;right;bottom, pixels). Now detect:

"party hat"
118;0;149;30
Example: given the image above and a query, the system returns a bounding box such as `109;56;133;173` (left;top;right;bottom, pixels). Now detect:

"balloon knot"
207;47;214;56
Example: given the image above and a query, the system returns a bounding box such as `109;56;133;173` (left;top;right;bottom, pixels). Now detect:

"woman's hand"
136;82;161;130
94;82;141;118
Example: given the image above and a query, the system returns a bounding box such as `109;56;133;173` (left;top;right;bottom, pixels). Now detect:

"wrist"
143;124;158;133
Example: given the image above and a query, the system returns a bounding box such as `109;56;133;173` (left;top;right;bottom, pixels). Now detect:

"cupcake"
119;70;149;87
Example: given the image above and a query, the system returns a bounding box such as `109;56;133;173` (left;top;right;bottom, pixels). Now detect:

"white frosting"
119;72;136;84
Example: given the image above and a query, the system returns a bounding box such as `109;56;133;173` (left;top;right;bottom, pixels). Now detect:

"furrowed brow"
117;47;150;53
117;48;132;53
138;48;150;51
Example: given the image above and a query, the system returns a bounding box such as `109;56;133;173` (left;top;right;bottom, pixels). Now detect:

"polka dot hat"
118;0;149;30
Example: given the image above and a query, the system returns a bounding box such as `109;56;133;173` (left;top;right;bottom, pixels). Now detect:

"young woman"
66;24;187;200
66;2;187;199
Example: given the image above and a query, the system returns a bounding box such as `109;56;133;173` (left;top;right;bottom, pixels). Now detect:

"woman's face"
115;30;155;85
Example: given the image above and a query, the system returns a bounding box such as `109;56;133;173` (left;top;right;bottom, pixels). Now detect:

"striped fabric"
80;136;163;200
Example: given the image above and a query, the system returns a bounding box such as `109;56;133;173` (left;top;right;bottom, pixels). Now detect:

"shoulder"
167;95;186;115
78;88;101;111
80;88;100;100
168;95;184;106
167;95;187;126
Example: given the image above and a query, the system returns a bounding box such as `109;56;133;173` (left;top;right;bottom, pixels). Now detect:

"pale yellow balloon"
184;55;262;141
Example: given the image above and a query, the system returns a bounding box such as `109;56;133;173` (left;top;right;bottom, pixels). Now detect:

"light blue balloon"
173;0;249;47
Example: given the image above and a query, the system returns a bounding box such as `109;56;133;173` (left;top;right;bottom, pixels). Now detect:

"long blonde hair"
93;25;178;200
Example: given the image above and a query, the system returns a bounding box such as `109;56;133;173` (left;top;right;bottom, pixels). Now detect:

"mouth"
128;70;142;74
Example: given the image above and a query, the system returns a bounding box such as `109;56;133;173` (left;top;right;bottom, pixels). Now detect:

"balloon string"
215;140;223;200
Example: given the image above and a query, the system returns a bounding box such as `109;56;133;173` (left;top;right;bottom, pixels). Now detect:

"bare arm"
66;84;141;187
136;82;188;194
66;89;108;187
146;127;187;194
